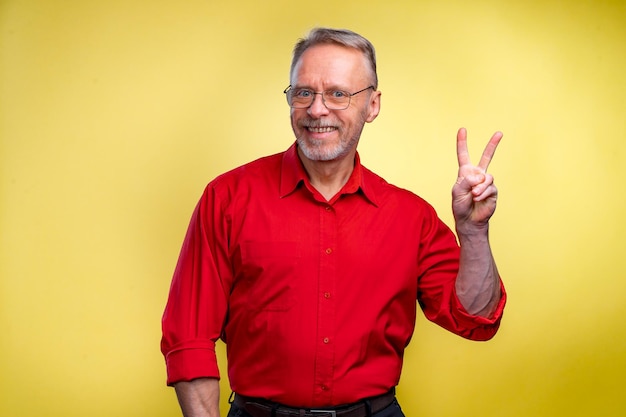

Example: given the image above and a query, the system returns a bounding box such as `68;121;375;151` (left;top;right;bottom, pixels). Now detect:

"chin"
297;137;348;161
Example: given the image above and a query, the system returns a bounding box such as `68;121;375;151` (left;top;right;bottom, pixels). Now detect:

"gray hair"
290;27;378;89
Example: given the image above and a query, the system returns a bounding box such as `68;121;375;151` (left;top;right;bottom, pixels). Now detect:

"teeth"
308;126;336;133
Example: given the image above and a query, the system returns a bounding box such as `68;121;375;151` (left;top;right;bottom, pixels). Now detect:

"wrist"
455;219;489;238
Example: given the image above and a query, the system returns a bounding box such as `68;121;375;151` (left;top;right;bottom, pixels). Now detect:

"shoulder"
194;151;284;214
360;164;454;243
207;151;284;193
361;164;436;213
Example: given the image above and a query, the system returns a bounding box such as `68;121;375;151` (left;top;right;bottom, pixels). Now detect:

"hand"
452;127;503;231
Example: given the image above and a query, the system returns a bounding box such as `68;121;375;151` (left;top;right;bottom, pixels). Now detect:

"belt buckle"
310;410;337;417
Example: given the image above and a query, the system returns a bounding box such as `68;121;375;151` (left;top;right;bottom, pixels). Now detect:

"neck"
298;147;356;201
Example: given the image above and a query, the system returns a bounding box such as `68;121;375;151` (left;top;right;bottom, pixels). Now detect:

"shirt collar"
280;143;379;207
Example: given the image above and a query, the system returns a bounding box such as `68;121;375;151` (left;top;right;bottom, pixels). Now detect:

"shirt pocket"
239;241;301;312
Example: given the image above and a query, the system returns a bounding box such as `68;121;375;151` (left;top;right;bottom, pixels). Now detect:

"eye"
330;90;348;98
294;89;313;98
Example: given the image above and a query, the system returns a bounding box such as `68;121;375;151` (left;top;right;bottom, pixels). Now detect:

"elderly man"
161;27;506;417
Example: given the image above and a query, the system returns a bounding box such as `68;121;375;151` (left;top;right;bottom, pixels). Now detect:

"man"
161;27;506;417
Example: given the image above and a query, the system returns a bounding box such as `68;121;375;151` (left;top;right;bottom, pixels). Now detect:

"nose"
307;92;330;118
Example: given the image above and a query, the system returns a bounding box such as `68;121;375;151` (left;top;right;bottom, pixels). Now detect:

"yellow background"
1;0;625;416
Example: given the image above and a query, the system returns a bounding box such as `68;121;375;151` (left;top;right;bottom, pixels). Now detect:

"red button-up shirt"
161;143;506;407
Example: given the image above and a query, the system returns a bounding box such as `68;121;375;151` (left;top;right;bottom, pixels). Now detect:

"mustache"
298;118;340;128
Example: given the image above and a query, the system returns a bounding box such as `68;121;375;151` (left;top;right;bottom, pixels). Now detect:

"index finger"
477;131;504;171
456;127;471;167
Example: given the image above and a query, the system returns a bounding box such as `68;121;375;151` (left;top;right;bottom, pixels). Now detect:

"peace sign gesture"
452;128;503;231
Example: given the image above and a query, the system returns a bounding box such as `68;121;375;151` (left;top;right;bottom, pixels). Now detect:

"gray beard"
296;124;365;162
294;112;367;161
296;137;352;161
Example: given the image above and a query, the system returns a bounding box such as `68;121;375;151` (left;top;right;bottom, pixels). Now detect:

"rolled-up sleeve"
161;183;232;385
417;205;506;341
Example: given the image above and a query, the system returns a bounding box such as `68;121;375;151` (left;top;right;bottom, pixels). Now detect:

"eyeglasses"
283;85;374;110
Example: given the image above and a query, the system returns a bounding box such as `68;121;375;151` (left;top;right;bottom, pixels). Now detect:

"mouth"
307;126;338;133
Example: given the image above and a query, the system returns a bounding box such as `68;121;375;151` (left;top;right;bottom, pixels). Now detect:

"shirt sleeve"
416;205;506;341
160;183;232;385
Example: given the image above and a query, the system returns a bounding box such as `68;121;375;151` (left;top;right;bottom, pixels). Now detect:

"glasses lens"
288;89;313;108
285;88;352;110
323;90;350;110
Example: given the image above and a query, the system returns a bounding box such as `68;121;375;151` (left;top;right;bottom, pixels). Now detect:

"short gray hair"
290;27;378;89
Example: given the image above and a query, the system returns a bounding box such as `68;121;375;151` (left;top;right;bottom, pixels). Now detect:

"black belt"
233;389;396;417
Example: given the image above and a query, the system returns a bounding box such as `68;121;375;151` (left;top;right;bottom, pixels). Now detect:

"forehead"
291;43;370;87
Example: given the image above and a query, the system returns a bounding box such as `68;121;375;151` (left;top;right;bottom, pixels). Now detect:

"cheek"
289;112;300;130
341;114;361;130
290;109;306;124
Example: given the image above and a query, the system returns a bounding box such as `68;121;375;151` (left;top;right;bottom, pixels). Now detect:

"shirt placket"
313;202;337;403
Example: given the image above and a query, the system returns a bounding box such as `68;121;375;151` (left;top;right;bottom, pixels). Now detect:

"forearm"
174;378;220;417
455;226;501;317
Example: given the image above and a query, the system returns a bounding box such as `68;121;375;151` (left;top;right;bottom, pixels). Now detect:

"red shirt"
161;143;506;406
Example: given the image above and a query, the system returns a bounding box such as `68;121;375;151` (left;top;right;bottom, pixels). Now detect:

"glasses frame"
283;85;374;110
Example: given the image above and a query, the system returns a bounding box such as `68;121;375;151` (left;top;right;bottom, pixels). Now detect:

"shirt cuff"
451;279;507;339
165;346;221;386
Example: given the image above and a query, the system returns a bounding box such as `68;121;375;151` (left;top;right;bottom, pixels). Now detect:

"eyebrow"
292;84;350;91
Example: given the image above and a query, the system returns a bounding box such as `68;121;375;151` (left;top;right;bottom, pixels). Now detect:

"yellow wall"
1;1;625;416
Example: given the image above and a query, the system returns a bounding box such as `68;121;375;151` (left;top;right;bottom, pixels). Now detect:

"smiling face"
289;43;380;163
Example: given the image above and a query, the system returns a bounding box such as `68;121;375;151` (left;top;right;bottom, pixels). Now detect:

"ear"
365;90;381;123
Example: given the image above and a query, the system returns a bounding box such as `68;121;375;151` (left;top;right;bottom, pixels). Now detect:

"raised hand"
452;127;503;231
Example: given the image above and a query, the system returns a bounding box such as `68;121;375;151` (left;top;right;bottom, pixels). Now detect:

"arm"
175;378;220;417
161;185;232;410
452;128;503;317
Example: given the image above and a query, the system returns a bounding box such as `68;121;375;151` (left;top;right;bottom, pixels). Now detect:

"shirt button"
323;337;330;344
324;292;331;299
325;248;332;254
325;206;331;211
321;385;328;391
